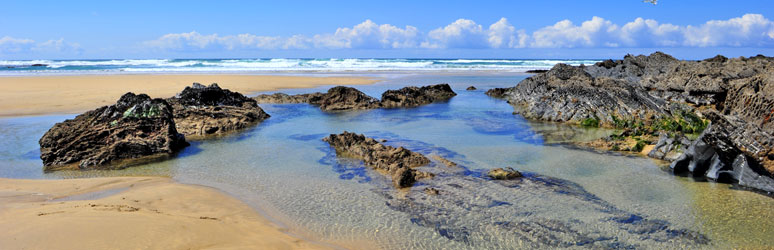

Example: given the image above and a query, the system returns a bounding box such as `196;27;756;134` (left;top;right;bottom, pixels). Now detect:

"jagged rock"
322;132;432;188
647;132;690;161
525;69;549;73
497;63;669;126
466;86;477;91
487;167;523;180
671;110;774;192
253;92;324;104
39;93;189;170
167;83;270;139
380;83;457;108
493;52;774;192
318;86;381;111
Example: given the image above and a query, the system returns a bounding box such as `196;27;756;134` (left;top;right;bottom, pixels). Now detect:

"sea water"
0;73;772;249
0;58;600;75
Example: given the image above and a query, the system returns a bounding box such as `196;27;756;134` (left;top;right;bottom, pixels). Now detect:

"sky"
1;0;774;59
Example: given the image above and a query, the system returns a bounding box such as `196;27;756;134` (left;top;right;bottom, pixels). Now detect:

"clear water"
1;74;773;249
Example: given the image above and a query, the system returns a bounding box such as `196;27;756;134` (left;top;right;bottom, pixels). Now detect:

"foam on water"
0;58;600;75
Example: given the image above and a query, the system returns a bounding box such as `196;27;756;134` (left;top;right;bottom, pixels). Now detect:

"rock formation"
380;84;457;108
316;86;381;111
490;52;774;192
466;86;477;91
167;83;270;139
322;132;432;188
253;92;324;104
254;83;457;111
39;93;189;170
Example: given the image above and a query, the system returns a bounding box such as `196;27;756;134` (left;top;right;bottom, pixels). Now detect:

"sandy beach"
0;74;377;117
0;177;330;249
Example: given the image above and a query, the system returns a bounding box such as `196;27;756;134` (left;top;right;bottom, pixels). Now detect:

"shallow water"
1;73;773;249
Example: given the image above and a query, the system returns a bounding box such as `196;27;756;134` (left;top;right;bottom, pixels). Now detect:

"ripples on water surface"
1;73;773;249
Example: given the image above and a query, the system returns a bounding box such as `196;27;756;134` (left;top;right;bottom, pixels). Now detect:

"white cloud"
683;14;774;47
141;14;774;52
0;36;35;53
0;36;80;55
314;20;420;49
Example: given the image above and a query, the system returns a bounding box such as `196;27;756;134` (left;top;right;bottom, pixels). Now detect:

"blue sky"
1;0;774;59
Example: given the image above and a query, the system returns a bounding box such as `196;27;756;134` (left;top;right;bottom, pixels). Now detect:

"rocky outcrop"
494;63;670;126
253;92;324;104
322;132;432;188
317;86;381;111
167;83;270;138
380;84;457;108
493;52;774;193
466;86;477;91
39;93;189;170
255;84;457;111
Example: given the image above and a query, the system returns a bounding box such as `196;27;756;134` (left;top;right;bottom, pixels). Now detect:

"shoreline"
0;176;333;249
0;74;379;117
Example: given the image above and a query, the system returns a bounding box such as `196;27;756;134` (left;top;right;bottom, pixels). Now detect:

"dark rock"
322;131;432;188
525;69;549;73
259;84;457;111
318;86;381;111
498;62;669;126
466;86;477;91
487;167;523;180
492;51;774;192
380;83;457;108
39;93;189;170
30;64;47;67
253;92;324;104
484;87;510;99
167;83;270;138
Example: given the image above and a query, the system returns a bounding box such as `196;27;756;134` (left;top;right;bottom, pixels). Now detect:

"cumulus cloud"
142;14;774;52
683;14;774;47
0;36;80;55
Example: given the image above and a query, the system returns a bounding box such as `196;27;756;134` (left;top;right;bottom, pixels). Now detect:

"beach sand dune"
0;177;330;250
0;74;377;117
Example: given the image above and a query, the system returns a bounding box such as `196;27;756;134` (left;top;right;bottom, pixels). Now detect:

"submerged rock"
487;167;523;180
313;132;710;248
322;131;431;188
167;83;270;138
380;83;457;108
466;86;477;91
39;93;189;170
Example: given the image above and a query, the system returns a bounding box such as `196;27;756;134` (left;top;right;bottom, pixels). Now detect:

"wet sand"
0;74;377;117
0;177;331;249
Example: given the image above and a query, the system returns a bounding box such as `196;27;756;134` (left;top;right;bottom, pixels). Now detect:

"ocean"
0;58;601;75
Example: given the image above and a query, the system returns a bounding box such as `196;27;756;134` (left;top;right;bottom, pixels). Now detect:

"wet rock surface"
380;84;457;108
493;52;774;192
255;84;457;111
39;93;189;170
167;83;270;138
322;131;432;188
310;131;710;248
466;86;477;91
